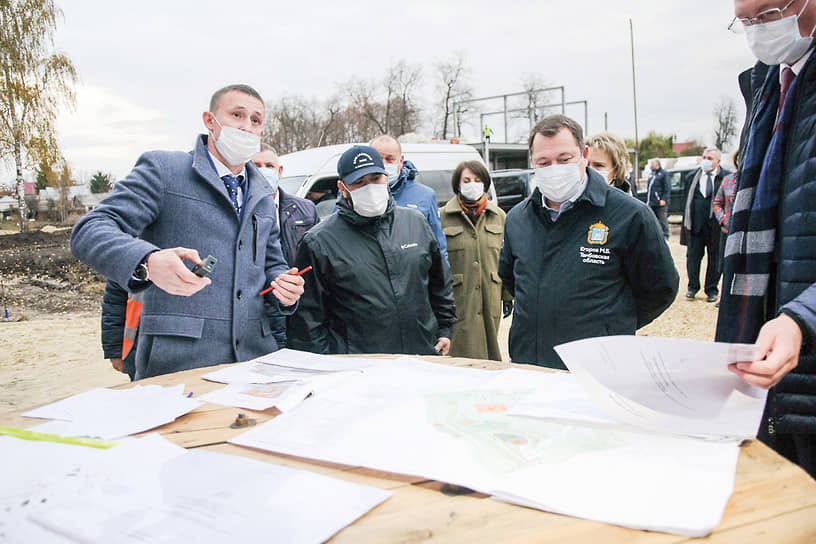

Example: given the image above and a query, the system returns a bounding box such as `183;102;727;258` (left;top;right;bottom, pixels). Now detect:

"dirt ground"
0;222;718;416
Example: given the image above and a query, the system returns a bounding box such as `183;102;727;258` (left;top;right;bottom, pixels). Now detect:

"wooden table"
5;356;816;543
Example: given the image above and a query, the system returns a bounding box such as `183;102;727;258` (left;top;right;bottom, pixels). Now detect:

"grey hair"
703;147;722;159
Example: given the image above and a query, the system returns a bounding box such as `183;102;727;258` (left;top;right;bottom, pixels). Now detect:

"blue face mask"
259;167;280;192
384;163;400;186
701;159;713;173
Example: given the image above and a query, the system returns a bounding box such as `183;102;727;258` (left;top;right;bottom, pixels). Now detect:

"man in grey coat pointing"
71;84;304;379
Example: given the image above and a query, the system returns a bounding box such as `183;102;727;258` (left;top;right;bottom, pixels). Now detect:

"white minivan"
278;143;496;217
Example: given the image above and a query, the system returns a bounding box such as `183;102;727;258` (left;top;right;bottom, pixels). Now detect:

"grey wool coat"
71;135;291;379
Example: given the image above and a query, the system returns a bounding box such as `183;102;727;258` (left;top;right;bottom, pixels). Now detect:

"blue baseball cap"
337;145;387;185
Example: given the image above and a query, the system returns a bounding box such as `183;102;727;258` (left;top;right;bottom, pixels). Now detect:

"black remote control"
191;255;217;277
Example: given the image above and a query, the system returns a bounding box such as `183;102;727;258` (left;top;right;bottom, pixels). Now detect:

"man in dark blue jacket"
645;158;670;239
253;144;320;347
370;135;448;262
718;0;816;479
499;115;678;370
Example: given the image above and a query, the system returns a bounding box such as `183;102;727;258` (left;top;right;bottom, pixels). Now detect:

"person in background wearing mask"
288;145;456;356
681;147;731;303
586;132;636;196
72;84;304;379
369;135;448;262
498;115;678;369
717;0;816;479
253;144;320;266
440;161;511;361
645;158;671;239
253;144;320;348
712;151;740;308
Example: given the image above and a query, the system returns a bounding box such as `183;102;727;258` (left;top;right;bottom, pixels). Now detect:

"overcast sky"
11;0;757;182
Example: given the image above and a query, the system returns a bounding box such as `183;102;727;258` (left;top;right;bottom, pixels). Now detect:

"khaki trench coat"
440;197;509;360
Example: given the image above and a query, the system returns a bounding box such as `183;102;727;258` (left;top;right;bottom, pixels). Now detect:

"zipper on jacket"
252;215;258;263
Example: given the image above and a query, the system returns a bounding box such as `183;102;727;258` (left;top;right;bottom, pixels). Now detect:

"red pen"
258;266;312;296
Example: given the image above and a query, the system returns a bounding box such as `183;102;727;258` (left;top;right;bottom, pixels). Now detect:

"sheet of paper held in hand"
0;433;390;543
552;336;767;441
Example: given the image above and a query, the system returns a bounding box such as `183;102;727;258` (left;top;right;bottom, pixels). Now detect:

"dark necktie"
705;173;713;199
222;174;243;214
778;66;795;118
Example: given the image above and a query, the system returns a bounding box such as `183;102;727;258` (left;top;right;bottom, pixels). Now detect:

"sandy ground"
0;224;718;417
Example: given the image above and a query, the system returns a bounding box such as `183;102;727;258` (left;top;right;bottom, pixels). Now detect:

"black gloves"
502;300;513;318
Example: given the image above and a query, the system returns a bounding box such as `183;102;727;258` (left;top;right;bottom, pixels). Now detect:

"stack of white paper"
199;348;370;411
202;348;374;384
0;434;391;543
23;384;202;440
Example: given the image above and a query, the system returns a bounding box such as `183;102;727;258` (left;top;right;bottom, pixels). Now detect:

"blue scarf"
717;65;801;343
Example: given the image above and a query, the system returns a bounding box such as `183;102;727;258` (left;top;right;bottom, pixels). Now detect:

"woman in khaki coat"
440;161;510;361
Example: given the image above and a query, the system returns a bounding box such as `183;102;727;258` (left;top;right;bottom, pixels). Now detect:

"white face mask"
459;181;485;201
595;169;612;184
701;159;714;172
345;182;389;217
744;2;815;65
384;163;400;186
534;162;584;203
259;167;279;192
209;114;261;166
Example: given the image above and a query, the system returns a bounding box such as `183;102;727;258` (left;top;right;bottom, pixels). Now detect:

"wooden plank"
130;405;279;447
679;505;816;543
718;459;816;532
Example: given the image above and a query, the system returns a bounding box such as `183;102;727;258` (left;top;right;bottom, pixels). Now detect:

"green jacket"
441;197;510;360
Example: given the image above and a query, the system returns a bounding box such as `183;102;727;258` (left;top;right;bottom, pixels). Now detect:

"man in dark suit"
645;158;670;239
681;147;730;303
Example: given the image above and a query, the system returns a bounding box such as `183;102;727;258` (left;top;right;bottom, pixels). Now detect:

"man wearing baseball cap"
288;145;456;356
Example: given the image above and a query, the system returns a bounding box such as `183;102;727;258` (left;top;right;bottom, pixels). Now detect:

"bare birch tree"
434;52;472;140
713;96;738;151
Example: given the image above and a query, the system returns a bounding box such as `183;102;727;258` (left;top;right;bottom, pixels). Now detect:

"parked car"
490;169;533;212
637;167;698;216
279;143;496;218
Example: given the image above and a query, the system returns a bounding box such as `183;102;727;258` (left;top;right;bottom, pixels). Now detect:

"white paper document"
23;384;202;440
0;433;390;543
202;348;373;384
554;336;767;440
230;356;747;536
197;380;314;411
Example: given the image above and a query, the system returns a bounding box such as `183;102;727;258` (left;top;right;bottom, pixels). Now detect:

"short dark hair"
209;84;263;113
451;161;491;194
528;114;584;152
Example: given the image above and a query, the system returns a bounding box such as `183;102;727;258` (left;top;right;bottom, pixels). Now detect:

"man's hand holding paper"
729;313;802;389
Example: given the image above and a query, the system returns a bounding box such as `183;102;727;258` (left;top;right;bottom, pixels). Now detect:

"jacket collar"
390;159;419;194
191;134;273;218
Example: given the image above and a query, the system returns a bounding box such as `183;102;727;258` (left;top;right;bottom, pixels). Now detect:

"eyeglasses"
728;0;798;33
